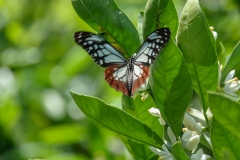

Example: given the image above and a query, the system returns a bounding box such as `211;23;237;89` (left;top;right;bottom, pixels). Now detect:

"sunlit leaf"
72;0;140;58
71;92;164;148
177;0;218;114
142;0;178;39
221;41;240;82
208;92;240;139
211;119;240;159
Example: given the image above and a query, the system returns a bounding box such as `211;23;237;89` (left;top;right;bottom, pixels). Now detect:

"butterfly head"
132;53;137;58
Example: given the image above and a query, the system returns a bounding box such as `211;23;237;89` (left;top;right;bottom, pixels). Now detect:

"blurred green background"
0;0;239;159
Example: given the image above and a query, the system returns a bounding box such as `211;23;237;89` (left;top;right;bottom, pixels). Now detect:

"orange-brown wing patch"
104;64;131;96
131;65;150;94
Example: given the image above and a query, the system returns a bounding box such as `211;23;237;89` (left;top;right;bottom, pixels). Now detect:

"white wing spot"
152;43;155;48
97;50;104;57
99;45;104;49
94;44;98;49
83;42;87;45
78;39;82;43
160;40;164;43
88;41;93;44
156;39;160;43
89;46;93;50
94;53;97;57
156;45;159;48
99;60;103;65
164;33;168;35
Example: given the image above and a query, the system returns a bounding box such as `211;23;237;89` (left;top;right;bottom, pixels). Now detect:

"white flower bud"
148;107;160;117
186;135;200;152
167;127;176;144
190;148;203;160
182;130;193;141
183;113;202;133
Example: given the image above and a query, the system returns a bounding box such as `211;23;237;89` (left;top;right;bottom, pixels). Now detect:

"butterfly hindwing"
74;32;126;67
104;64;130;96
131;64;150;94
134;28;171;65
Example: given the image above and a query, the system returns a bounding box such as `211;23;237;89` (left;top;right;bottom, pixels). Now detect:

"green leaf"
72;0;140;58
221;41;240;82
172;142;190;160
150;39;193;137
142;0;178;39
218;42;226;68
177;0;218;115
121;137;158;160
122;95;164;138
137;11;144;43
211;119;240;159
121;95;162;159
71;92;164;148
208;91;240;139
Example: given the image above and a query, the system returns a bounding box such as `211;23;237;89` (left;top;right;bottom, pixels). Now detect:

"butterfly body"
74;28;171;96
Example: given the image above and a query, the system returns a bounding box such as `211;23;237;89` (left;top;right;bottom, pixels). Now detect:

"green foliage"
71;92;164;148
72;0;140;58
150;39;192;138
221;42;240;82
172;142;189;160
177;0;218;120
208;92;240;159
142;0;178;39
1;0;240;159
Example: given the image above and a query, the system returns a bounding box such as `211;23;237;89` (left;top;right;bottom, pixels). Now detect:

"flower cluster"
148;107;207;160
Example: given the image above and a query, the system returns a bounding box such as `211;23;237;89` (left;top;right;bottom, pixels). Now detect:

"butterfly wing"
134;28;171;65
73;32;126;67
131;64;150;94
130;28;171;94
104;64;131;96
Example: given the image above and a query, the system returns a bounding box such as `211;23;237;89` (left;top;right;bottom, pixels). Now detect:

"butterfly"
73;28;171;97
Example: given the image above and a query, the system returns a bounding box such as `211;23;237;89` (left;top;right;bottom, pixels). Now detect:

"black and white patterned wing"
134;28;171;65
74;32;126;67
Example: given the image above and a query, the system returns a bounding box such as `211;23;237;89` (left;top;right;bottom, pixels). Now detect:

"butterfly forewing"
134;28;171;65
74;32;126;67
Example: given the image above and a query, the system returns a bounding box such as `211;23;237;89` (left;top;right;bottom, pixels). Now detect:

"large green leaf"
71;92;164;148
121;137;158;160
208;92;240;139
177;0;218;115
142;0;178;39
221;41;240;82
150;39;193;137
122;95;164;138
211;119;240;160
72;0;140;58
